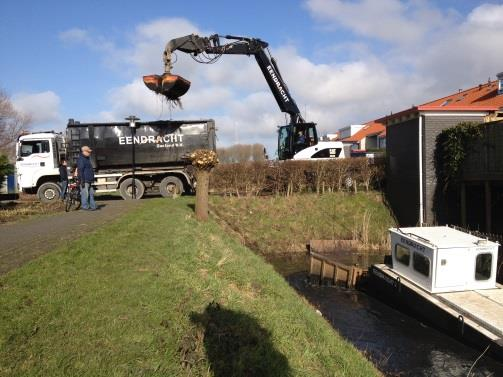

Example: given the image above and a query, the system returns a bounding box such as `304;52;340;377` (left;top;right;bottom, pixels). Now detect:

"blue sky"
1;0;502;154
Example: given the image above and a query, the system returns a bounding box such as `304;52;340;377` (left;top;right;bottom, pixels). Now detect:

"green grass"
0;197;380;376
211;192;396;255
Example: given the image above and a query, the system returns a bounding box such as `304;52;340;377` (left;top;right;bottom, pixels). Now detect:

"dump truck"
16;119;216;202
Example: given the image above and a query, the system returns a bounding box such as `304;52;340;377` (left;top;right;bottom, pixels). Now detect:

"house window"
475;253;492;281
413;252;430;277
395;244;410;266
312;148;341;159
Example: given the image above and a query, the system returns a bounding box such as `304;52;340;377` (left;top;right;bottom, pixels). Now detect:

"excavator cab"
277;122;317;160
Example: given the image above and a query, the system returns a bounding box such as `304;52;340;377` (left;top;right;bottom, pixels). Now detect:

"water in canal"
267;253;503;377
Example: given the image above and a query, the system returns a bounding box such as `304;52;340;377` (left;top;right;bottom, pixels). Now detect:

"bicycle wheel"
65;195;73;212
74;194;81;210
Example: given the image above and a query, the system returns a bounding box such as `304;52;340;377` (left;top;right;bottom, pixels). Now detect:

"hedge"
210;158;384;196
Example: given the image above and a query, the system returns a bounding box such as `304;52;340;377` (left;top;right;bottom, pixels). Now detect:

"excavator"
143;34;344;160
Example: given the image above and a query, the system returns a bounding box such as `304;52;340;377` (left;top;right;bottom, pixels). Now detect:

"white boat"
369;226;503;360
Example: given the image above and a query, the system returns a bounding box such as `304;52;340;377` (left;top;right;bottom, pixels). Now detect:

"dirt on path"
0;198;142;275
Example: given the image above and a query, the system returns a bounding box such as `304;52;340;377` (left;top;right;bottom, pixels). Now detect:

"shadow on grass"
95;194;159;201
96;193;195;202
189;302;291;377
186;203;195;211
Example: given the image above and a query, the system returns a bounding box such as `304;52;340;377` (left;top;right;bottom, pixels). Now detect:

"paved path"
0;199;141;275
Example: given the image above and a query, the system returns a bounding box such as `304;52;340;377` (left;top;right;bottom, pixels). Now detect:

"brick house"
383;73;503;227
341;120;386;152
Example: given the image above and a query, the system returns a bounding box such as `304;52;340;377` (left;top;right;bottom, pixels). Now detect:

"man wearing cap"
77;145;97;211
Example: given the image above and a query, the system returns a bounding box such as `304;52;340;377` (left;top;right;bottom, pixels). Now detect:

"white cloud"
59;27;120;71
467;3;503;26
305;0;450;45
12;91;61;126
59;28;91;44
127;18;206;73
417;3;503;92
305;1;503;107
99;78;234;121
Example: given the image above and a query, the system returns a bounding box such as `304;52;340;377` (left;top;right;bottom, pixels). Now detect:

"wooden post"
195;169;210;221
485;180;492;233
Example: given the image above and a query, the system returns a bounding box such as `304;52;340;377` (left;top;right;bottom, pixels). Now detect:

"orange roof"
342;120;385;143
378;80;503;123
418;80;503;111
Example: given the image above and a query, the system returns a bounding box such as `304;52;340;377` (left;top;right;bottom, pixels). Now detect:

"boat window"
475;253;492;281
395;244;410;266
413;252;430;277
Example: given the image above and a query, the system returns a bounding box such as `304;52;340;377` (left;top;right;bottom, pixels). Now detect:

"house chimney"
497;72;503;95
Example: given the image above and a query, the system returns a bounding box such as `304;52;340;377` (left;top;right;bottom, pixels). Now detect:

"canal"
267;253;503;377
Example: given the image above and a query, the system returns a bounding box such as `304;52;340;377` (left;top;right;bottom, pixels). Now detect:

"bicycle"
64;179;81;212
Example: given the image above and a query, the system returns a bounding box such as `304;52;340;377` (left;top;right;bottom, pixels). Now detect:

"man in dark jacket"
77;145;97;210
59;158;68;200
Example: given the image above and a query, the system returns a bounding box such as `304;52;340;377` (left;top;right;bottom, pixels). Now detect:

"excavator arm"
145;34;304;123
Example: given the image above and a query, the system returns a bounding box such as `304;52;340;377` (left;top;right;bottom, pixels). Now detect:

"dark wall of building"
463;121;503;181
423;115;484;224
386;117;419;226
462;121;503;234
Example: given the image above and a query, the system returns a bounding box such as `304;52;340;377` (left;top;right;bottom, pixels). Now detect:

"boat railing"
396;227;435;247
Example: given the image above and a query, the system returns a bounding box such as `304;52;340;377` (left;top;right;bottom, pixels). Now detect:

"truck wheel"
119;178;145;200
159;176;184;198
37;182;61;203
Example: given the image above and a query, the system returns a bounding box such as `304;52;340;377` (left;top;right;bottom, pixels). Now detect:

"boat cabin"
390;226;499;293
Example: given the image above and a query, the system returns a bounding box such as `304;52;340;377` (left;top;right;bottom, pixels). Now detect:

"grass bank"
0;199;64;224
211;192;396;255
0;197;379;376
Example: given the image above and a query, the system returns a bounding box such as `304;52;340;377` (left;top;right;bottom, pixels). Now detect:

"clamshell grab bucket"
143;73;191;100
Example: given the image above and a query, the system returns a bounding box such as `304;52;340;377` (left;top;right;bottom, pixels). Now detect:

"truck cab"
16;132;66;202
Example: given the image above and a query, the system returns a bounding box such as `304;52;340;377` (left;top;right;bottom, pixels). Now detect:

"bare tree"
251;143;266;162
0;89;31;160
189;149;219;221
217;143;267;163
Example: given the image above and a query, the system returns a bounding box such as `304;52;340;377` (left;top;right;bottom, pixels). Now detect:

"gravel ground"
0;198;141;275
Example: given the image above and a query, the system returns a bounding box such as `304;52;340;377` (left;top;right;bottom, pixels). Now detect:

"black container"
67;119;216;172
